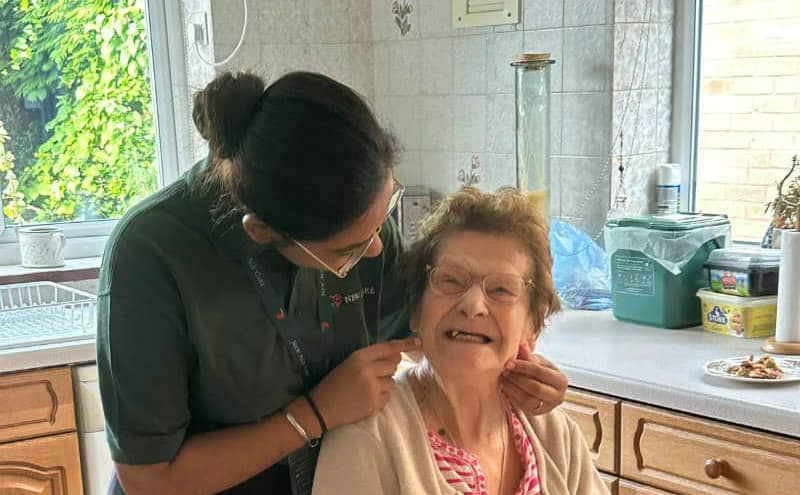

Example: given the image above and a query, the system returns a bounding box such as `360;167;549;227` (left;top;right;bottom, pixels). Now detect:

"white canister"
17;226;67;268
656;163;681;214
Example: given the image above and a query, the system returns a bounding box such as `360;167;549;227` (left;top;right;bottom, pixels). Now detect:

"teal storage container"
605;214;730;328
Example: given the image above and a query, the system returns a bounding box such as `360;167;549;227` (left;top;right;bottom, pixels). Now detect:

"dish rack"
0;281;97;351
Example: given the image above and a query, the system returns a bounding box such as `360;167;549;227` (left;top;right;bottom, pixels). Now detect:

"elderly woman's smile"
413;230;537;379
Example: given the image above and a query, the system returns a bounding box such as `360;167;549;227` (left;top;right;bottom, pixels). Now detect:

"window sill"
0;256;101;285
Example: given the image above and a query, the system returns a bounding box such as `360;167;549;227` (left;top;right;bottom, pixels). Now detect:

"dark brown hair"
192;71;399;241
398;187;561;333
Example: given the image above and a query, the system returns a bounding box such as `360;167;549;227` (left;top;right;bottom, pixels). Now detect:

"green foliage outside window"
0;0;157;225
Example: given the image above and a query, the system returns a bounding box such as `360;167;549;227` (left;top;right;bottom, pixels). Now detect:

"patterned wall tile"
375;95;421;149
658;0;675;22
613;89;657;155
309;0;353;43
372;0;419;40
564;0;608;27
474;153;517;191
613;22;659;91
421;38;454;95
562;93;612;156
387;39;421;95
657;21;673;88
563;25;612;92
487;93;515;154
487;31;524;94
615;0;657;23
395;150;423;185
523;0;564;30
419;96;453;150
420;150;460;192
656;87;672;153
451;95;487;152
453;35;488;94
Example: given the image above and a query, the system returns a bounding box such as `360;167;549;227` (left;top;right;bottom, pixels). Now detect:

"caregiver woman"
97;70;569;495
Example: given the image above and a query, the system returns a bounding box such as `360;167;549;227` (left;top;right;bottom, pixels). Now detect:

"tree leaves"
0;0;156;223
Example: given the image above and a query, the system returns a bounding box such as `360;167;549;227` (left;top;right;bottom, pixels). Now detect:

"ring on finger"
534;398;544;412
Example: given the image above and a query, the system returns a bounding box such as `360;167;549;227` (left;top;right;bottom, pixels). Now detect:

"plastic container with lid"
697;288;777;338
605;213;730;328
705;247;781;297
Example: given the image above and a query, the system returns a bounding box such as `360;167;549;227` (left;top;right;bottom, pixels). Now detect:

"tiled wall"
371;0;615;238
210;0;674;239
212;0;374;100
611;0;674;215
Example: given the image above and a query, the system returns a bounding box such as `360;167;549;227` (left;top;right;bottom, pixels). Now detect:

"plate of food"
703;355;800;383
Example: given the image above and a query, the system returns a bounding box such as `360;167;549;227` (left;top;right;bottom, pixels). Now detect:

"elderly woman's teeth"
446;330;490;343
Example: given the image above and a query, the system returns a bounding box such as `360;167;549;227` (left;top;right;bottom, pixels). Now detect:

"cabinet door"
562;388;620;473
600;472;620;495
0;432;83;495
0;367;76;444
619;479;677;495
621;403;800;495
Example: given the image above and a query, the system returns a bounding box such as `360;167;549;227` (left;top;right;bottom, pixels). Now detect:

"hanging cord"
194;0;248;67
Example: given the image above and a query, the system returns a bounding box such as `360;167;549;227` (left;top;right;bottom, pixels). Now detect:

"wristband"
303;392;328;435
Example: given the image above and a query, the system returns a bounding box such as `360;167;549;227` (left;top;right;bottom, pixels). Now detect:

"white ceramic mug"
17;226;67;268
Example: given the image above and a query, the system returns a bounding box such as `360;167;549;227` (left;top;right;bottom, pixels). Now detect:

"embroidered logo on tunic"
329;294;343;308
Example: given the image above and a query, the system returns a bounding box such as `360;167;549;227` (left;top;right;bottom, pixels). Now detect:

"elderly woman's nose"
457;283;490;317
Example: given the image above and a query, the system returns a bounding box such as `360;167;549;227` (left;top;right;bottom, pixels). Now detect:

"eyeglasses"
293;178;405;278
426;265;534;304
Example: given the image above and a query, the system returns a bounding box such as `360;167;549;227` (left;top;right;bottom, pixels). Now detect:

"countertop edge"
0;340;96;374
563;364;800;439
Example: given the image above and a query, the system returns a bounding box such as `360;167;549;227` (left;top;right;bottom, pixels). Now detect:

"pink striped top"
426;410;541;495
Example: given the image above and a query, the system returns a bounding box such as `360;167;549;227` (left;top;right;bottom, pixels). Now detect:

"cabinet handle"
704;458;727;479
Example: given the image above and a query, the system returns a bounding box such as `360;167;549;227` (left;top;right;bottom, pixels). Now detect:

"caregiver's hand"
500;346;568;415
312;337;421;429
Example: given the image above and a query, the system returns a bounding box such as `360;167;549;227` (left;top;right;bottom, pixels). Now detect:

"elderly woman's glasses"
293;179;405;278
426;265;534;304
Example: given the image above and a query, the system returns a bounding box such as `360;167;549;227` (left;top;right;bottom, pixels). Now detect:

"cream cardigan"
312;371;610;495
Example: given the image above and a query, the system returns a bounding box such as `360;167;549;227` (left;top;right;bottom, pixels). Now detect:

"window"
674;0;800;243
0;0;181;262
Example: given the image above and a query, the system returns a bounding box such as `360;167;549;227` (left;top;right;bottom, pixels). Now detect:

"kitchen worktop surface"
539;310;800;438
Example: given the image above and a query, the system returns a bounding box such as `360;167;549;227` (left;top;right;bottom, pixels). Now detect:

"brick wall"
697;0;800;242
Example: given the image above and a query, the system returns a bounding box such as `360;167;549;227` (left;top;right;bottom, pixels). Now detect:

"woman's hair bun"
192;71;266;159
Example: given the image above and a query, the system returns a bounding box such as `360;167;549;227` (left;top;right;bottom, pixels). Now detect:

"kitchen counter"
0;339;95;373
539;310;800;438
2;309;798;438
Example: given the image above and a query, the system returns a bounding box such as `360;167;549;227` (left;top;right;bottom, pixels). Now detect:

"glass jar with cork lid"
512;52;555;218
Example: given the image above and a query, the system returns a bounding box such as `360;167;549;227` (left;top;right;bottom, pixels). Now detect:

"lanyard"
245;255;327;386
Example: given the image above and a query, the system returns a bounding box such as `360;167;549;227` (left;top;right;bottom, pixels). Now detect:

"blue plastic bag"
549;219;613;310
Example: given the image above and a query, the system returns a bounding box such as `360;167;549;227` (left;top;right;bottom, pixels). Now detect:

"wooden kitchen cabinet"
619;479;678;495
562;388;800;495
0;432;83;494
0;367;83;495
0;367;76;444
562;388;620;474
600;473;620;495
620;403;800;495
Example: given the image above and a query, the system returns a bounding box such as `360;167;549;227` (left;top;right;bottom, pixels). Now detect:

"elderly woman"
312;187;609;495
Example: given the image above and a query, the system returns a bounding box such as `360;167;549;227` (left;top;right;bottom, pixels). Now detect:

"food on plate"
726;355;784;379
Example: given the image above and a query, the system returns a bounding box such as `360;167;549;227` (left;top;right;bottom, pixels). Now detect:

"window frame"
0;0;184;265
671;0;703;216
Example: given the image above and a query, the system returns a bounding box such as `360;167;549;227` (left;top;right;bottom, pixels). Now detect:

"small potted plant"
764;155;800;248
